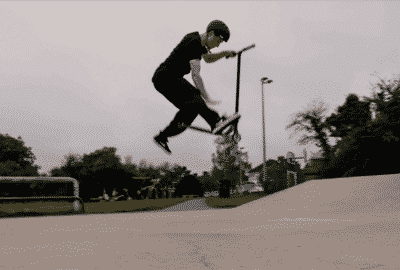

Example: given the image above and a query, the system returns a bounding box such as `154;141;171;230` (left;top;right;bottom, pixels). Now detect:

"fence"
0;176;84;217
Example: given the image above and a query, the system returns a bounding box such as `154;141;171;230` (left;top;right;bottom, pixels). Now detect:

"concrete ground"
1;174;400;270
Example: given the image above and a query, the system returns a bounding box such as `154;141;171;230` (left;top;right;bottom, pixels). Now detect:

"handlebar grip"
225;44;255;58
239;44;255;53
225;52;237;59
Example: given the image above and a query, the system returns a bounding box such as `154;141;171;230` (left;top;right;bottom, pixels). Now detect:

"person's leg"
158;109;197;139
191;92;224;130
168;79;237;132
153;76;221;139
183;90;239;134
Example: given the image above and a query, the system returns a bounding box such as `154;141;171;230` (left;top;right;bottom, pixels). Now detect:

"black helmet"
206;20;230;42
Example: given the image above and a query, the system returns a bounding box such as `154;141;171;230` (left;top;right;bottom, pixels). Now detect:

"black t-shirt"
155;32;209;78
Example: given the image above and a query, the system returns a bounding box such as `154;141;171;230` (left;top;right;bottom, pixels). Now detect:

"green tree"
174;174;203;198
286;100;334;162
364;74;400;125
325;94;372;138
325;75;400;178
199;170;219;193
170;165;191;183
124;155;133;165
0;134;41;176
211;131;247;198
154;163;176;198
321;75;400;178
72;147;126;201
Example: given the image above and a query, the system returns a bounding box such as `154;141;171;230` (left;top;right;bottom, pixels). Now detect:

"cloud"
291;2;386;38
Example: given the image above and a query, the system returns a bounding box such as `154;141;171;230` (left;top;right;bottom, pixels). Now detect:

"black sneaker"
153;134;172;155
210;115;227;132
212;113;241;135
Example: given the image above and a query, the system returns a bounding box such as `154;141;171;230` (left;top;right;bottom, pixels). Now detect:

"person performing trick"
152;20;241;155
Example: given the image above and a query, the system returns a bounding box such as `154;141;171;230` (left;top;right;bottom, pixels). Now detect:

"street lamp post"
261;77;273;184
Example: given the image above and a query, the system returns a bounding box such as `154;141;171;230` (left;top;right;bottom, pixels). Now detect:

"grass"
205;192;269;209
0;192;270;219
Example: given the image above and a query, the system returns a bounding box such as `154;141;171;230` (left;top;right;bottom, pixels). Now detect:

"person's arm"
193;75;210;100
190;59;210;99
190;60;220;105
206;52;226;63
205;51;236;63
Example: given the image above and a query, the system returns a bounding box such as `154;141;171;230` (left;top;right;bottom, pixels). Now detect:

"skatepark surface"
1;174;400;269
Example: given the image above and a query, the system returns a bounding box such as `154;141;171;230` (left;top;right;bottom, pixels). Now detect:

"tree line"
285;74;400;179
0;75;399;200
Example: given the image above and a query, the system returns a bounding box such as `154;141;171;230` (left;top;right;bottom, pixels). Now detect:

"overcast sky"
1;1;399;176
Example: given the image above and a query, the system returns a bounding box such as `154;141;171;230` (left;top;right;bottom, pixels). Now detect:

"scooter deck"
188;117;240;135
213;116;241;135
187;125;213;134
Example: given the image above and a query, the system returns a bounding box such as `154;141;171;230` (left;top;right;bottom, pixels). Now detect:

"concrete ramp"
1;174;399;270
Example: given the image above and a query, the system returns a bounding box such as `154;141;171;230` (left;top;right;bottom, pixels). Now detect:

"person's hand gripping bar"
225;44;256;59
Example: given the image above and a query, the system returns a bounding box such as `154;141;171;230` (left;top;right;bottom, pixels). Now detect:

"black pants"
152;71;220;139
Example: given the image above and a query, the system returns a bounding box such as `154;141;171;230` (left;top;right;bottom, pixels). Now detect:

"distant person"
152;20;240;155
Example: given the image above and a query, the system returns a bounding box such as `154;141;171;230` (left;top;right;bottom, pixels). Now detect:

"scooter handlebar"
239;44;255;54
225;44;255;58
